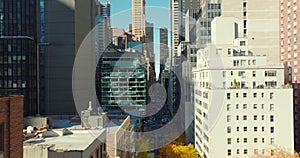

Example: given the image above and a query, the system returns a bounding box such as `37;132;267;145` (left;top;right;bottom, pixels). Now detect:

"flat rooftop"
24;129;105;151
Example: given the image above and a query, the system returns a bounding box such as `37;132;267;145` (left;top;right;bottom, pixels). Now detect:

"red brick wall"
0;96;24;158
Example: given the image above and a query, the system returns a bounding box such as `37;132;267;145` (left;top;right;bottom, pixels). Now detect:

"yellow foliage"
156;143;200;158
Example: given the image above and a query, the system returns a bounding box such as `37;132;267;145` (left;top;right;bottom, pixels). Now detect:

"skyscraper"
160;28;169;64
279;0;300;151
96;1;112;61
98;48;147;127
170;0;199;54
0;0;38;116
43;0;97;115
221;0;280;63
195;0;221;48
132;0;146;41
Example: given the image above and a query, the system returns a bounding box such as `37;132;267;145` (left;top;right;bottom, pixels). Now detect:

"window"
237;149;240;154
254;138;258;143
227;104;231;111
227;126;231;133
254;115;257;120
270;127;275;134
243;126;247;132
270;104;274;111
243;104;247;109
253;104;257;109
262;127;265;132
236;104;239;109
0;124;3;151
262;115;265;120
271;149;275;156
270;115;274;122
227;138;232;144
240;41;246;46
243;138;248;143
262;138;265;143
243;115;247;120
265;70;277;77
261;93;264;98
223;71;226;77
228;149;232;156
253;93;257;98
237;138;240;143
254;126;258;132
227;93;231;99
270;138;275;144
237;126;240;132
243;93;247;98
252;71;256;77
236;93;239;98
270;93;274;99
236;115;239;120
261;104;264;109
227;115;231;122
244;149;248;154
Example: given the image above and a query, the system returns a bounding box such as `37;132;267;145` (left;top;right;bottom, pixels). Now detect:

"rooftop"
24;129;105;151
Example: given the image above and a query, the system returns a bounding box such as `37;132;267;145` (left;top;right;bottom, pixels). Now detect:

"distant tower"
132;0;146;41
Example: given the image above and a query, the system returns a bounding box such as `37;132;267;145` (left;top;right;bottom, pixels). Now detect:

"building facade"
221;0;280;63
195;0;221;48
194;17;294;158
132;0;146;41
279;0;300;151
43;0;97;115
160;28;169;65
0;0;38;116
98;49;147;126
170;0;199;54
0;96;24;158
95;1;112;62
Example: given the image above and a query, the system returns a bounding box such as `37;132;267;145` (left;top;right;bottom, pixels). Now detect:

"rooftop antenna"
88;101;93;111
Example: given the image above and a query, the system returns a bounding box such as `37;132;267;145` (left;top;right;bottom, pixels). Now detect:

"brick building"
0;96;24;158
279;0;300;151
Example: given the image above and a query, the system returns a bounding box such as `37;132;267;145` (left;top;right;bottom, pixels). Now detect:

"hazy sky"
100;0;170;29
100;0;171;77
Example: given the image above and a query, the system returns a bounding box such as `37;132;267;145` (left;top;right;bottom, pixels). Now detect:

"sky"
100;0;170;30
100;0;171;77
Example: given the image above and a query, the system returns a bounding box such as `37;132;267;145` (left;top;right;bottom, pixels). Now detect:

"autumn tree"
135;137;151;158
156;143;200;158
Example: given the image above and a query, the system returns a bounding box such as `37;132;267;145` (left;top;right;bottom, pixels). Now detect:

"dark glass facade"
0;0;38;116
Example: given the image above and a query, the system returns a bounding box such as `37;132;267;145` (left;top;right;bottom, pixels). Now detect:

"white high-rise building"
193;17;294;158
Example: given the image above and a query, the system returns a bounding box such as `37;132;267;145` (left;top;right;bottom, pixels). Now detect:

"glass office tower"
97;48;147;127
0;0;38;116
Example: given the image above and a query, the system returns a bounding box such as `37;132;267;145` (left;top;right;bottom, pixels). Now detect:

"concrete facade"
194;17;294;158
0;96;24;158
44;0;97;115
221;0;280;63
